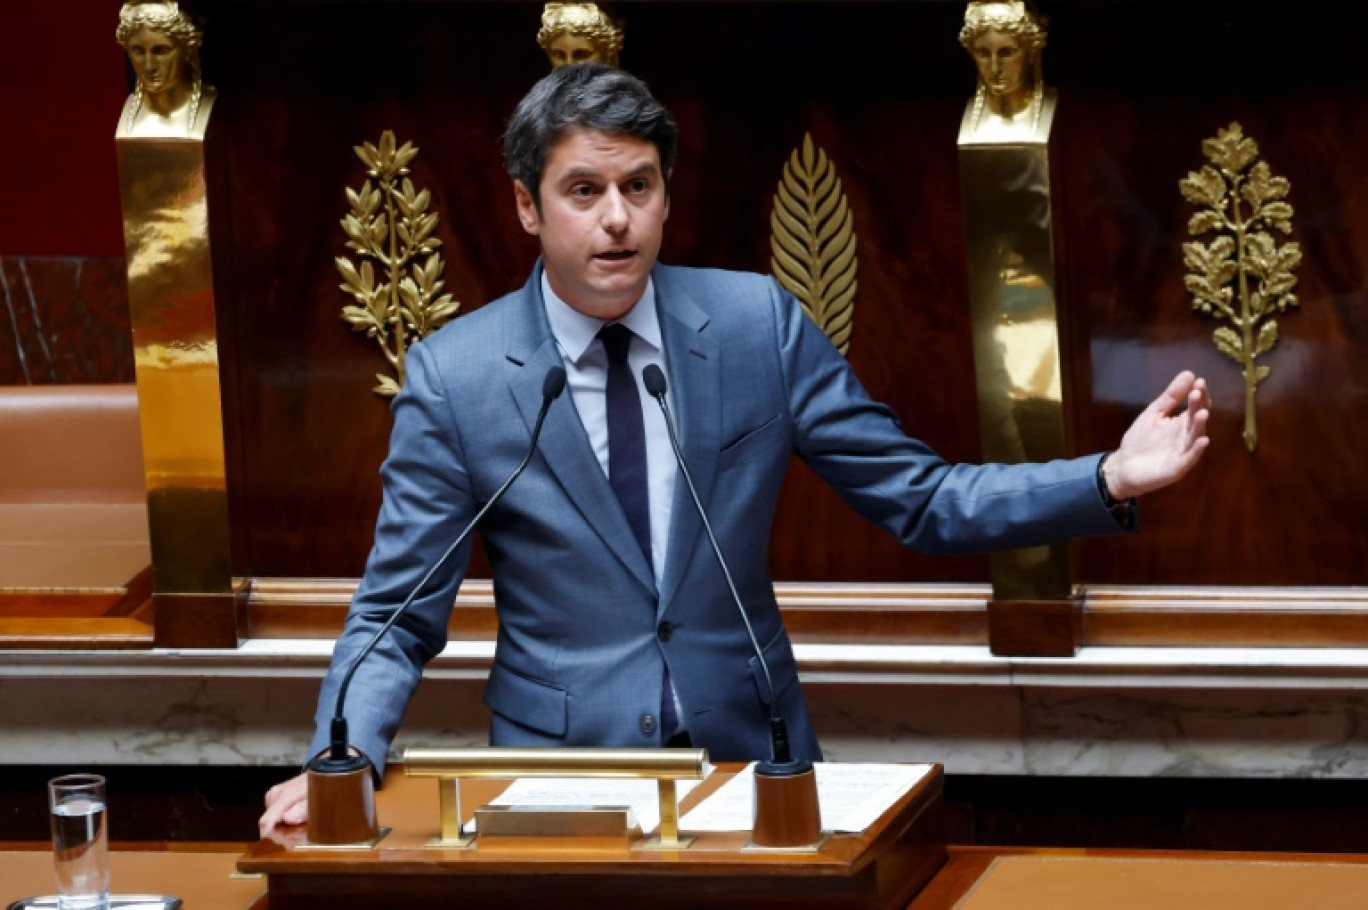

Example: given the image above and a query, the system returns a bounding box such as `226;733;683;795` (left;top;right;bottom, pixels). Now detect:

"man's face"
126;26;185;96
971;29;1027;99
515;128;669;321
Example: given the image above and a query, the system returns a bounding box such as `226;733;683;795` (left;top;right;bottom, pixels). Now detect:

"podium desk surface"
0;844;264;910
908;846;1368;910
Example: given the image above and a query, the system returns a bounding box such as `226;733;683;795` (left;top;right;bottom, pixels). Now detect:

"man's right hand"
259;772;309;835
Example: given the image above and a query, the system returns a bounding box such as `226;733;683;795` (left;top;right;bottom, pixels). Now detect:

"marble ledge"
6;641;1368;777
6;640;1368;690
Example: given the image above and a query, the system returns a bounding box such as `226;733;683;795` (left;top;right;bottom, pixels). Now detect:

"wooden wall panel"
198;2;1368;588
0;257;134;385
0;1;126;256
1052;3;1368;586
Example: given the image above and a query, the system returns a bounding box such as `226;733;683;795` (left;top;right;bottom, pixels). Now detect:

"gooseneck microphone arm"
320;365;567;767
641;364;796;767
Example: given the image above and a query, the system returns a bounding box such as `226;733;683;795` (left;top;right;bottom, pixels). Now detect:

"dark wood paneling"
6;764;1368;859
199;2;1368;590
0;2;127;256
0;257;134;385
1054;4;1368;588
943;775;1368;854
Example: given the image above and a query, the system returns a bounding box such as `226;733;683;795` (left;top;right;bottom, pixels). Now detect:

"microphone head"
642;364;668;398
543;365;567;400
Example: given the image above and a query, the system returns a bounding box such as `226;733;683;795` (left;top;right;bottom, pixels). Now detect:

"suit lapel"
507;269;656;595
656;268;720;612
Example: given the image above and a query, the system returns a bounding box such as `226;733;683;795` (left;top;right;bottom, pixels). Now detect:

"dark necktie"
598;323;678;741
599;324;653;569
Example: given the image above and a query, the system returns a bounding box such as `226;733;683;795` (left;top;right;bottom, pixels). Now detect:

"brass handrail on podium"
403;746;709;848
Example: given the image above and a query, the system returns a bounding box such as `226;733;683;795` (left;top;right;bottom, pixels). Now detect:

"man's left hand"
1104;371;1211;501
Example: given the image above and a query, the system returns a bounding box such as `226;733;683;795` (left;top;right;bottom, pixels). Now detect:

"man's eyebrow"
558;167;602;184
557;162;660;184
620;163;661;179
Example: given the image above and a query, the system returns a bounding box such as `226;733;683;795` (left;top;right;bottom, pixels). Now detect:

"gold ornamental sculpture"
1181;122;1301;453
115;0;242;646
958;0;1052;142
957;0;1070;605
116;0;215;137
337;131;460;397
770;133;857;357
537;2;624;67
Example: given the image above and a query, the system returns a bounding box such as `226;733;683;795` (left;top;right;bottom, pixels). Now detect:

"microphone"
641;364;807;776
313;364;568;776
644;364;818;848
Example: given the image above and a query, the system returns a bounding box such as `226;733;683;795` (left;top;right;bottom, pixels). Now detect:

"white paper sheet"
678;762;933;833
463;774;706;835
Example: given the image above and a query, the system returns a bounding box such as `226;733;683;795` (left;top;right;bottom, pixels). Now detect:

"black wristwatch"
1096;452;1124;509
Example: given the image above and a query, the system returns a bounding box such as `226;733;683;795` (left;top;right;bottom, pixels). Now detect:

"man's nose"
600;189;629;233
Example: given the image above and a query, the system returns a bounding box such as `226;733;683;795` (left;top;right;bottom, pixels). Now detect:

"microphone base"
306;757;379;846
752;761;821;849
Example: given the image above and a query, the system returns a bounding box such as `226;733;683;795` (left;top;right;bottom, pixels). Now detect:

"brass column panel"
116;99;238;641
958;2;1071;603
116;121;231;594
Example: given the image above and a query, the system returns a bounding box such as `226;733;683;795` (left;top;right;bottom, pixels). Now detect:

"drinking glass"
48;774;110;910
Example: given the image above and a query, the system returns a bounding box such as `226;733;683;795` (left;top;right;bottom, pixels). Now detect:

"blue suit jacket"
309;264;1125;773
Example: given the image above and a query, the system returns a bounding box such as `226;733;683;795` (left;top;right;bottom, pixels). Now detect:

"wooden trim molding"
246;579;1368;650
1083;587;1368;648
0;566;154;649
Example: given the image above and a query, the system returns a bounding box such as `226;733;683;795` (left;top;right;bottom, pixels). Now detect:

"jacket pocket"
719;414;783;459
747;629;799;708
484;662;568;737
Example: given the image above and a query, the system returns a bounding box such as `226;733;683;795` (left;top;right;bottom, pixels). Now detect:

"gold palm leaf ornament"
771;133;858;356
337;131;461;397
1180;122;1301;453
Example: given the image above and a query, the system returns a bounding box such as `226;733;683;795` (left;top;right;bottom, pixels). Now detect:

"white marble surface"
5;641;1368;778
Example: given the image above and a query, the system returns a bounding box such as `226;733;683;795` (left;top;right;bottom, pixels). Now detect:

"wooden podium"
238;762;947;909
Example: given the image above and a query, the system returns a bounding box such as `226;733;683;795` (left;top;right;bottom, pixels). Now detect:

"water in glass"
50;795;109;910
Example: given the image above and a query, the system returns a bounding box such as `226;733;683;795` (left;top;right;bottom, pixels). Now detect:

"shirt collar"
541;271;661;364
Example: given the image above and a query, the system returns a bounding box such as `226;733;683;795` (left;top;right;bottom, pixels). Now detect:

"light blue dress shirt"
540;273;679;590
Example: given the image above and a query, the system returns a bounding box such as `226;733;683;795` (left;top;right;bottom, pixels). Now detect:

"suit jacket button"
656;621;673;642
640;715;657;736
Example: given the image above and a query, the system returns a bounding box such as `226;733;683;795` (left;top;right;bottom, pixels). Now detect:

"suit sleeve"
307;340;477;779
768;279;1129;554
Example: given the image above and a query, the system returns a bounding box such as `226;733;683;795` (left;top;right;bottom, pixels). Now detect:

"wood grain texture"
184;2;1368;594
241;762;947;910
246;579;1368;648
908;847;1368;910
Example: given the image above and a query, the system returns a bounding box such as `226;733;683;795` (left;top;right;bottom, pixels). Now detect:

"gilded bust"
537;3;624;68
115;1;215;138
958;1;1053;142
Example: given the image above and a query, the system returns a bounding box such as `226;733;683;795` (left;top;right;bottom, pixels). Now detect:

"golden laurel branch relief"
770;133;858;356
1180;122;1301;453
337;131;461;397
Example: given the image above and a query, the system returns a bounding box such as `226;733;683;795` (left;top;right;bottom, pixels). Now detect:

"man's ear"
513;180;540;236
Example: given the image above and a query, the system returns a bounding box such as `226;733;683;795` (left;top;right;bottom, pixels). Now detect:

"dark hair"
504;64;678;207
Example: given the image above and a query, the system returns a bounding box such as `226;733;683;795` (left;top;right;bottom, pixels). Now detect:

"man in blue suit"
260;65;1208;831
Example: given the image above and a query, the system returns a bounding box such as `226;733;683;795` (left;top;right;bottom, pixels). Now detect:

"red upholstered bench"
0;385;153;647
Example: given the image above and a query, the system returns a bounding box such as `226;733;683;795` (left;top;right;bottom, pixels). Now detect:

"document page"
679;762;933;833
465;774;707;835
